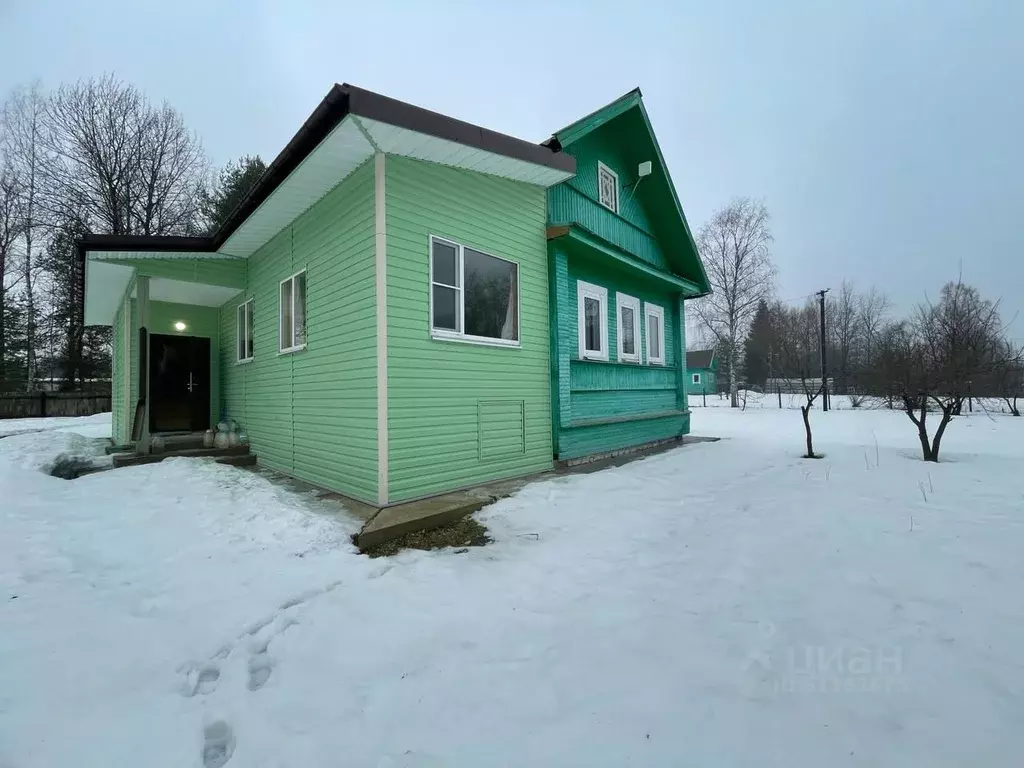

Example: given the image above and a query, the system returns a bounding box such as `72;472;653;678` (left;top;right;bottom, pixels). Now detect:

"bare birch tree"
2;82;48;388
0;158;23;388
693;198;775;407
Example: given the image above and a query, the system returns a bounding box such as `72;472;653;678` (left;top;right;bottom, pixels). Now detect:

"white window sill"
649;359;666;366
278;344;307;356
236;357;254;365
580;352;609;362
618;355;641;364
431;330;520;349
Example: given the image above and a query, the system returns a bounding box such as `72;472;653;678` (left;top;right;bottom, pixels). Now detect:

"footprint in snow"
202;721;235;768
180;662;221;697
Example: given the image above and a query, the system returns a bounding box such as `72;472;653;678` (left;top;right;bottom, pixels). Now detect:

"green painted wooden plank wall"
548;121;670;271
550;241;690;460
219;159;378;503
685;367;717;396
385;155;553;502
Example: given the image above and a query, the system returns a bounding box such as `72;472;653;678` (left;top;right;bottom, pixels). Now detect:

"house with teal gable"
80;83;708;507
685;349;718;396
544;89;711;462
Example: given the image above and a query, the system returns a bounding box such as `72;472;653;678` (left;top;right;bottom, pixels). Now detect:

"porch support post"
137;275;152;455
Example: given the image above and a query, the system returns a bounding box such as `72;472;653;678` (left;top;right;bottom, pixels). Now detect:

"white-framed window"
429;235;519;346
645;304;665;365
692;373;702;385
598;161;619;214
577;280;608;361
236;298;254;362
616;293;641;363
279;270;307;353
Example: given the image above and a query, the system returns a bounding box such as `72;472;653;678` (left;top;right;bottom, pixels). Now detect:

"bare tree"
42;74;207;236
694;198;776;407
827;280;857;395
994;340;1023;416
854;286;890;390
775;301;824;457
2;82;48;388
0;157;23;387
875;279;1020;461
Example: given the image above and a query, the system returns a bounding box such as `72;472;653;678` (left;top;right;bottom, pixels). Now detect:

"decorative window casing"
616;293;641;363
645;304;665;365
429;236;519;346
577;281;609;361
598;162;619;213
279;270;307;353
692;373;702;385
236;299;254;362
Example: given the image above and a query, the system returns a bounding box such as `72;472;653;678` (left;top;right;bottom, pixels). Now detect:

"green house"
544;90;710;463
81;84;708;507
685;349;718;396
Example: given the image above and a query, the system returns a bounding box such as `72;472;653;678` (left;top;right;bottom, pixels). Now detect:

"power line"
777;292;818;305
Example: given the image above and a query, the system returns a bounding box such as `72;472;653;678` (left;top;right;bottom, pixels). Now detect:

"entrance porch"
83;251;246;455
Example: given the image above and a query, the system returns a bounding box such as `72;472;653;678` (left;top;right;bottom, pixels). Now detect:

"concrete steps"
111;443;256;469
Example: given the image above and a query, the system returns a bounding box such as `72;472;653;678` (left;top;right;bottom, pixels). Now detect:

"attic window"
597;162;619;213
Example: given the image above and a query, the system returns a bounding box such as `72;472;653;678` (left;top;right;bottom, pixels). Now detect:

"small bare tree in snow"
774;301;824;458
694;198;775;408
876;279;1020;462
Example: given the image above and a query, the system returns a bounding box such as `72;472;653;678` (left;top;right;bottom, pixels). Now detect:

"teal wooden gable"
545;88;711;462
545;88;710;295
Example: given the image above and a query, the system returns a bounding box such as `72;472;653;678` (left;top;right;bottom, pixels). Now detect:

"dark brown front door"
149;334;211;433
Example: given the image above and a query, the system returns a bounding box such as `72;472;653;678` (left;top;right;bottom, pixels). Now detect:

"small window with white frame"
616;293;641;363
279;270;307;353
429;236;519;345
236;298;254;362
692;373;701;385
577;280;609;361
598;162;619;213
645;303;666;365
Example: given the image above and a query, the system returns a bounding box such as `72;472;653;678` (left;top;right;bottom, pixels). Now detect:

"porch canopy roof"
81;83;577;326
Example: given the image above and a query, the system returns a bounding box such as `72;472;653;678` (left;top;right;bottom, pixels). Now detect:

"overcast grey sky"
3;0;1022;331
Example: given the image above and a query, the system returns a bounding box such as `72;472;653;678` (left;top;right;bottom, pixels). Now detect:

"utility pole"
817;289;830;412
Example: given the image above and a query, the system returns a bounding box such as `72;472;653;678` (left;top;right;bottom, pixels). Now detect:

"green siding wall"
219;160;378;504
550;242;689;460
386;155;553;502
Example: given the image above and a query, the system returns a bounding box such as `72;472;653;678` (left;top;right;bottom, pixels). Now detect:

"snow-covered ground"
2;408;1023;767
0;411;115;438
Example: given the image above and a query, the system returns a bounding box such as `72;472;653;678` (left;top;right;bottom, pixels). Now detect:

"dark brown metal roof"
686;349;715;370
77;83;576;279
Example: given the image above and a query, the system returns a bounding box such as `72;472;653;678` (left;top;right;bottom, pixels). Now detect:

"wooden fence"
0;391;111;419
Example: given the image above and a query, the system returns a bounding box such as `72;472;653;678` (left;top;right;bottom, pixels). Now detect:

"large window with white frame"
236;298;254;362
616;292;641;363
430;236;519;345
598;161;619;213
577;280;609;361
645;303;666;365
279;270;307;353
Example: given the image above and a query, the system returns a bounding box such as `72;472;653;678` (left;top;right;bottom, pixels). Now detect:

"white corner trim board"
375;152;389;506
